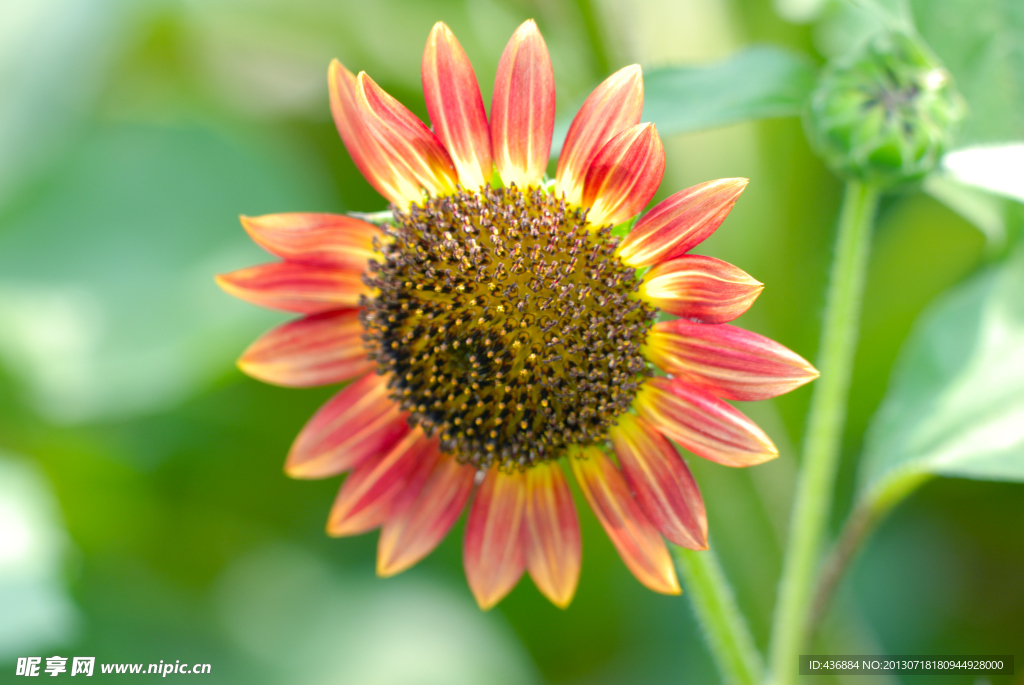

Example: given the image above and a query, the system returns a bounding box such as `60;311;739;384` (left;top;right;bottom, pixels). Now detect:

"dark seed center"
361;185;655;469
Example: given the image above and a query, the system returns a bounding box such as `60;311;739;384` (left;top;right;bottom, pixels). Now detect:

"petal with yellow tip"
215;262;369;314
285;373;409;479
327;429;436;537
377;454;475;577
581;123;665;227
356;72;459;203
422;22;492;191
524;462;581;608
634;377;778;467
490;20;555;189
555;65;644;206
238;310;373;388
640;255;762;324
617;178;748;267
240;213;381;272
643;319;819;401
570;447;681;595
329;60;420;207
464;467;526;610
609;414;707;550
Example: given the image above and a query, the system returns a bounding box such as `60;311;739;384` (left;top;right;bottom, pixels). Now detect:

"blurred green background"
0;0;1021;683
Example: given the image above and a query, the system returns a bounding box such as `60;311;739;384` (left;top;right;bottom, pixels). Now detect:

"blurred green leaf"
924;174;1015;250
551;46;816;156
0;123;335;424
860;246;1024;496
0;0;119;206
912;0;1024;146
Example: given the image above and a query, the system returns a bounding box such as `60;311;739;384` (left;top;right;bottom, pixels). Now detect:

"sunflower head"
217;19;818;610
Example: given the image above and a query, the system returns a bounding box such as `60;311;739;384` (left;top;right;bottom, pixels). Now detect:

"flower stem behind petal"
674;545;763;685
767;181;879;685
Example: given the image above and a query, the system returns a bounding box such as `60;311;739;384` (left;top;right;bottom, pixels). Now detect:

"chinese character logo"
71;657;95;676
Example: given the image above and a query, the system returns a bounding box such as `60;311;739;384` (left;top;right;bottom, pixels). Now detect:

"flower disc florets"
362;185;656;470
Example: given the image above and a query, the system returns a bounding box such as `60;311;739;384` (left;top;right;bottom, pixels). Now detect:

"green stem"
676;546;764;685
766;180;880;684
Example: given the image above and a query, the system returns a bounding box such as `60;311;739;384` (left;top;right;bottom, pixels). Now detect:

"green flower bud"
805;32;965;188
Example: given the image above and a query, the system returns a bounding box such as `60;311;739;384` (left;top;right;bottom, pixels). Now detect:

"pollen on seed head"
361;185;656;470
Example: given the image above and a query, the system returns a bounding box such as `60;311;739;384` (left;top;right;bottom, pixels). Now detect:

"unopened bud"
805;32;964;188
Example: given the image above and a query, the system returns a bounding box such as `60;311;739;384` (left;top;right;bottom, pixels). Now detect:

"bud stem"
675;545;763;685
767;180;880;685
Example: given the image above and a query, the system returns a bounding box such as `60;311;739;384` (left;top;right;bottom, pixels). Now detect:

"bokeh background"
1;0;1021;683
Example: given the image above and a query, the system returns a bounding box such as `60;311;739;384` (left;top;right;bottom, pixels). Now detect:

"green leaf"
911;0;1024;146
860;246;1024;496
551;46;817;156
0;123;336;423
924;173;1014;250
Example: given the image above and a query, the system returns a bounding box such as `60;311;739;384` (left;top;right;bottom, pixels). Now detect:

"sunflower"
217;20;817;610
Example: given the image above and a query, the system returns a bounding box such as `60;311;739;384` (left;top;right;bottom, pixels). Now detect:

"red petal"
329;60;420;207
617;178;749;267
581;123;665;227
377;453;475;577
327;428;436;536
464;467;527;610
634;377;777;467
490;20;555;189
523;462;581;608
285;373;409;479
570;447;680;595
355;72;460;204
238;310;373;388
422;22;492;191
640;255;762;324
555;65;644;206
643;319;819;401
239;213;381;272
216;262;369;314
609;414;707;549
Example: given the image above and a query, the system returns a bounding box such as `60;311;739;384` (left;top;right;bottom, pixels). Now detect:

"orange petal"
215;262;369;314
640;255;762;324
285;373;409;479
581;123;665;227
490;20;555;189
555;65;644;206
422;22;492;191
240;213;381;272
617;179;749;267
609;414;707;549
329;60;420;207
523;462;581;608
643;319;819;401
238;310;374;388
355;72;459;204
634;377;778;467
377;453;475;577
463;467;527;609
570;447;680;595
327;428;436;536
